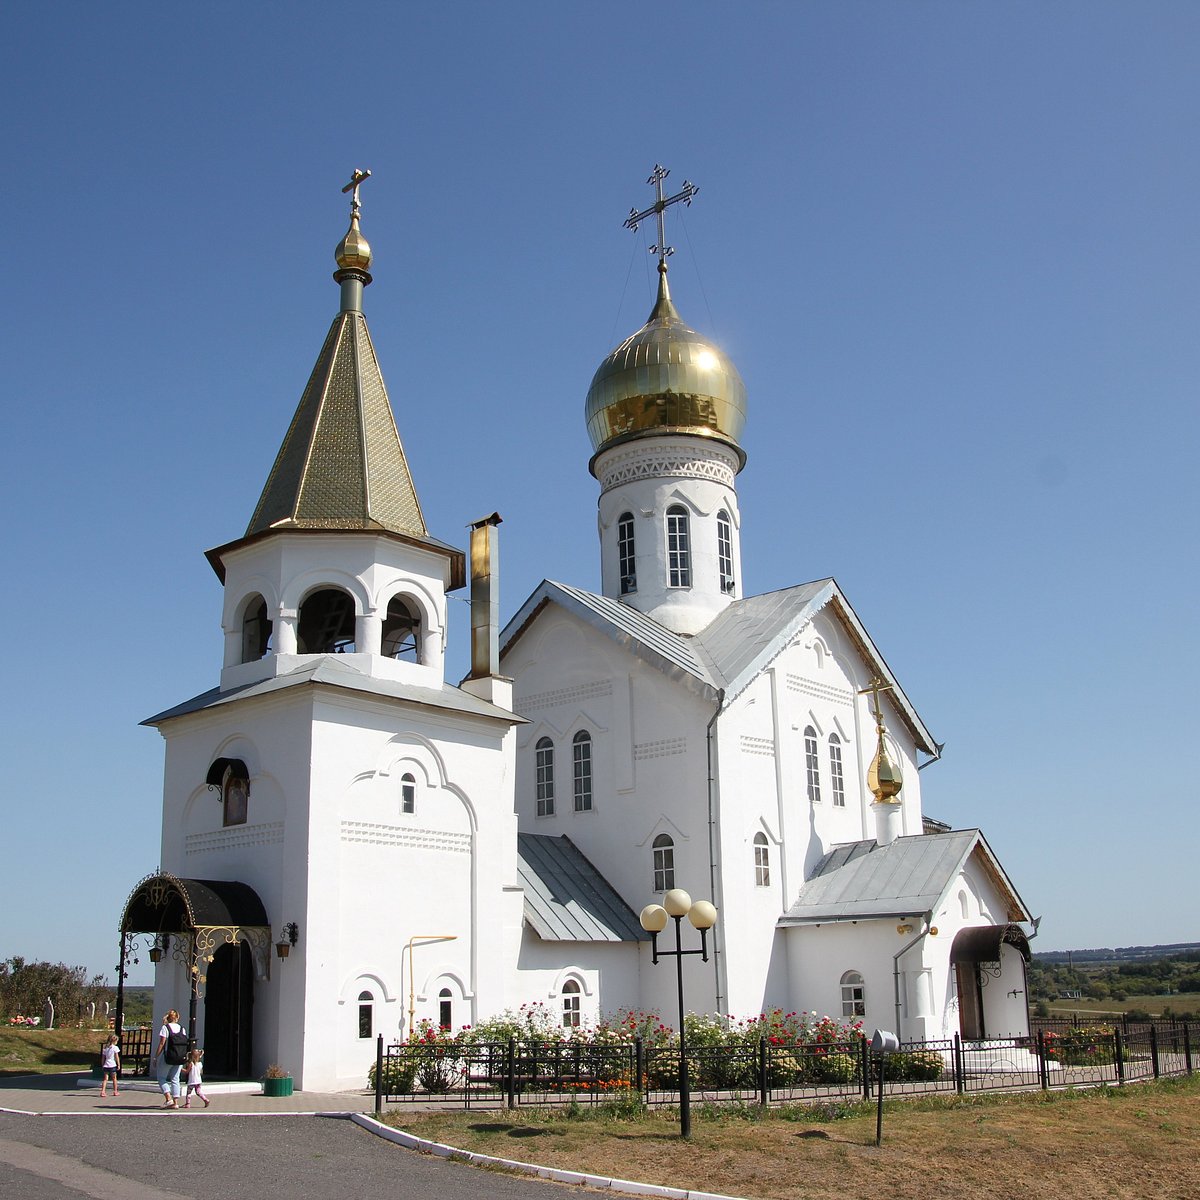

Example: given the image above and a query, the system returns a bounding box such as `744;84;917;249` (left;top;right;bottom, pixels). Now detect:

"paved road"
0;1113;584;1200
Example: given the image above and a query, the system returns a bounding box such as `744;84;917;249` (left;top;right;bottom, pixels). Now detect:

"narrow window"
297;588;356;653
753;832;770;887
561;979;581;1028
439;988;452;1030
241;595;273;662
381;596;421;661
401;772;416;815
358;990;373;1039
829;734;845;807
617;512;637;595
652;834;675;892
222;764;249;827
804;726;821;803
572;731;593;812
535;737;555;817
666;505;692;588
717;510;734;594
841;971;865;1018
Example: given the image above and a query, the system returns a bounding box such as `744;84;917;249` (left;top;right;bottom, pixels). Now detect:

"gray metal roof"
499;578;938;754
143;657;523;728
517;833;648;943
780;830;985;924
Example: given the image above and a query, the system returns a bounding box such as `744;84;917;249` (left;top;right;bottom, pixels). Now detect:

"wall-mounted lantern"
275;923;299;960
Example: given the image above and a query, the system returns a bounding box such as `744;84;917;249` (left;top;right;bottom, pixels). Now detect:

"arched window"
804;727;821;803
358;990;373;1039
381;595;421;661
401;772;416;815
717;510;734;594
618;512;637;595
572;731;593;812
666;505;691;588
222;763;249;827
297;588;356;653
841;971;865;1018
561;979;581;1028
241;595;273;662
829;734;846;808
652;834;675;892
753;832;770;887
439;987;453;1030
535;737;555;817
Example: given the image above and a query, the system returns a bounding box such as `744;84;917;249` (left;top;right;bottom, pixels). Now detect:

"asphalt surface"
0;1112;588;1200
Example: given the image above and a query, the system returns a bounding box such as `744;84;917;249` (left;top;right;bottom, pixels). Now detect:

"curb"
348;1112;748;1200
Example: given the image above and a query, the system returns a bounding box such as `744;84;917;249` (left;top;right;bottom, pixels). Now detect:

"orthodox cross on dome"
859;677;903;803
624;164;699;267
341;168;372;217
859;676;894;738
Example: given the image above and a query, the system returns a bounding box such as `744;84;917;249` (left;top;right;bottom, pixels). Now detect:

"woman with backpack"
152;1009;187;1108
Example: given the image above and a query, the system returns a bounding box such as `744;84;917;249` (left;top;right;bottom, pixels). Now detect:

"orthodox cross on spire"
624;164;699;266
342;168;372;217
859;677;895;742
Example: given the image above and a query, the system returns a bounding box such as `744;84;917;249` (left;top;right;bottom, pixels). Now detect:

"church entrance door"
205;942;253;1077
955;961;985;1039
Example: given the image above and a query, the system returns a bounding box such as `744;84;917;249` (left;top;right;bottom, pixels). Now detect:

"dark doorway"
956;961;985;1039
205;942;253;1076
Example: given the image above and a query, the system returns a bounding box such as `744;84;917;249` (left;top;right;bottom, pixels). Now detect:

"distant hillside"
1034;942;1200;964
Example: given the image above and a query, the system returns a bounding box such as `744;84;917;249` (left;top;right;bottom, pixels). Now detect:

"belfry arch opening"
240;595;273;663
297;588;356;654
381;595;421;661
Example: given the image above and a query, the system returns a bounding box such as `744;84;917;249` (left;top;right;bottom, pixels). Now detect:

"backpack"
164;1026;189;1065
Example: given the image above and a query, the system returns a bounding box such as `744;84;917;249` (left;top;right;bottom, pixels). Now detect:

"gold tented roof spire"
244;172;428;540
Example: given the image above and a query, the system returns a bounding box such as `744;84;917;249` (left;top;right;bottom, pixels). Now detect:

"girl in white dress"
183;1048;210;1108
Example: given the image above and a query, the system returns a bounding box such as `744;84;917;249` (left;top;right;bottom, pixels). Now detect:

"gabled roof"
142;657;522;728
516;833;648;943
499;579;938;754
778;830;1031;926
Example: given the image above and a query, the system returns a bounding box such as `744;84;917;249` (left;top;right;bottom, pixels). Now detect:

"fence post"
1037;1030;1048;1091
953;1032;964;1095
861;1037;872;1100
1184;1024;1192;1075
1150;1026;1160;1079
506;1038;516;1109
1114;1028;1125;1086
634;1036;644;1098
374;1034;383;1114
758;1037;768;1108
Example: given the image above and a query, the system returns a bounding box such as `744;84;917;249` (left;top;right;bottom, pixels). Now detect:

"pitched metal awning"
950;923;1031;965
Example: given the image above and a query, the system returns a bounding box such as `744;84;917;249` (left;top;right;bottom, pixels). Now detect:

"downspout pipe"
892;914;933;1040
706;688;726;1016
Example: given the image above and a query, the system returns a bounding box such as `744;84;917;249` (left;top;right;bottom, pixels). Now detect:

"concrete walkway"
0;1071;380;1116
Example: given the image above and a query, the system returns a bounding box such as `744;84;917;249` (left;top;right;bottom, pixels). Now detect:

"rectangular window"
754;841;770;887
717;511;734;594
653;840;675;892
618;513;637;595
536;740;555;817
830;741;845;808
667;507;692;588
804;730;821;803
573;734;593;812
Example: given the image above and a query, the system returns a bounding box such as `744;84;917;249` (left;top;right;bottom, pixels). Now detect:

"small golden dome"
335;213;372;272
867;741;904;804
585;264;746;466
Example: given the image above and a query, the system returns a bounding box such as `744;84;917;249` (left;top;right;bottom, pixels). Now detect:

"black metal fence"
371;1023;1195;1112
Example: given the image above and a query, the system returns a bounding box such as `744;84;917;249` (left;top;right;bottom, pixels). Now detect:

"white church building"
118;172;1034;1091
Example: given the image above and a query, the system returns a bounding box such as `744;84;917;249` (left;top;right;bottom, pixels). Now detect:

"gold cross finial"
859;677;894;739
341;168;372;217
624;164;699;267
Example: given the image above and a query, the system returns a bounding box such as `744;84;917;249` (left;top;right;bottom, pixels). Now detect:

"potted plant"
262;1063;294;1097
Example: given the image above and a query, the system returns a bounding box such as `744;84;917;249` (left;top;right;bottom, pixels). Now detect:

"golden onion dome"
867;740;904;804
335;212;372;272
585;263;746;468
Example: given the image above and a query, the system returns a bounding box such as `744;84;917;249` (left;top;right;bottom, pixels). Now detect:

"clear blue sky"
3;2;1196;983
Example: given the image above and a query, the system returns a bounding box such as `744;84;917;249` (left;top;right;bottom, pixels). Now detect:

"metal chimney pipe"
467;513;502;680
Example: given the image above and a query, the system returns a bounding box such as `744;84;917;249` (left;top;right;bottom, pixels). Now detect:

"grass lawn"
386;1074;1200;1200
0;1026;110;1077
1044;994;1199;1019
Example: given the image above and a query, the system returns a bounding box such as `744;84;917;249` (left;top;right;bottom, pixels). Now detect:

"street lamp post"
639;888;718;1140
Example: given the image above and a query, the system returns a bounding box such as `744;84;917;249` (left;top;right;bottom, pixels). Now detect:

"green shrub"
368;1056;417;1093
884;1050;944;1081
811;1051;859;1085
